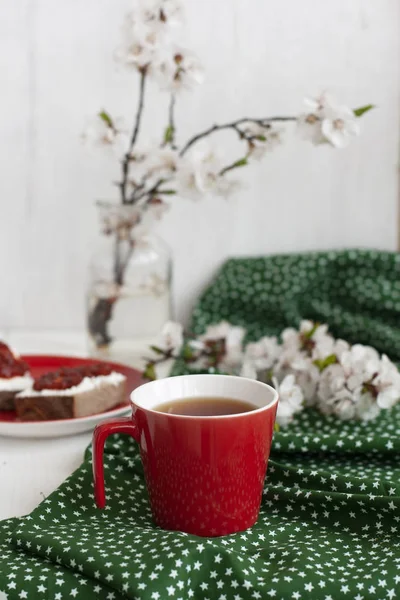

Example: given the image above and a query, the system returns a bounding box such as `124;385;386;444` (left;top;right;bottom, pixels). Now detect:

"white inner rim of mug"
131;374;279;419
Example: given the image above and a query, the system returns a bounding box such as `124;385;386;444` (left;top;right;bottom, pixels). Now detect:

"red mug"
93;374;279;537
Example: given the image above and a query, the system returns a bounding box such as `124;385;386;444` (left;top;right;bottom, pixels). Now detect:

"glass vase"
87;202;172;365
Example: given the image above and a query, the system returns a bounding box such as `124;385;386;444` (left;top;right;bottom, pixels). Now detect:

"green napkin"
0;248;400;600
191;248;400;358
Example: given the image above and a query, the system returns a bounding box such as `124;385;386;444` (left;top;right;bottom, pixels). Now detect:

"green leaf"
182;343;194;360
150;345;164;355
256;135;267;142
164;125;174;143
98;110;114;128
313;354;338;372
274;422;280;432
233;158;248;168
158;189;177;195
143;363;156;381
303;322;320;339
353;104;374;118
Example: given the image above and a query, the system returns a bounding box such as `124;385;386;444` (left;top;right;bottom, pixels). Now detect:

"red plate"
0;355;144;438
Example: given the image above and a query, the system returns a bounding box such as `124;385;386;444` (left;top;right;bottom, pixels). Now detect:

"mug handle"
92;416;139;509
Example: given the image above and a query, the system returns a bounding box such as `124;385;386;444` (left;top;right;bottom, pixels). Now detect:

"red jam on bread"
0;342;29;379
33;363;113;391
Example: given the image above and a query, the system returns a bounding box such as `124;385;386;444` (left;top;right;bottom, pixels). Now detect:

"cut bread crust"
0;391;18;411
15;377;127;421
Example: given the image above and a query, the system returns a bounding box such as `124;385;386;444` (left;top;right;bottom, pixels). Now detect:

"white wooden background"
1;0;399;330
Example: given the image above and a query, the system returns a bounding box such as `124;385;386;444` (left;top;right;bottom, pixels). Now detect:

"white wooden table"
0;330;155;521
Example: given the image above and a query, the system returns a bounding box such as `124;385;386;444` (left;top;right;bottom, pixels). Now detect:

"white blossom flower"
97;202;142;237
159;0;184;25
333;339;351;360
281;320;314;351
135;199;170;236
200;321;245;370
312;337;349;362
244;336;281;371
200;322;233;341
0;591;8;600
115;1;179;71
115;11;163;71
297;94;328;145
294;365;321;406
242;123;282;160
159;321;183;353
281;321;330;355
274;348;320;405
148;148;180;176
176;146;238;200
297;112;325;145
300;319;329;340
317;346;400;418
316;353;387;421
339;344;380;390
298;93;360;148
317;362;361;420
355;392;381;421
81;116;128;154
274;347;309;373
146;318;398;423
151;47;204;92
321;388;358;420
311;336;335;361
376;386;400;409
240;360;258;380
304;93;341;115
321;104;360;148
373;354;400;387
128;146;179;191
142;147;179;188
373;355;400;409
280;327;301;350
317;363;347;405
115;34;159;71
273;375;304;427
175;150;214;199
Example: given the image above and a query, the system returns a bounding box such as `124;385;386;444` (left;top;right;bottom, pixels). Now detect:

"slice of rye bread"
15;378;127;421
0;391;19;411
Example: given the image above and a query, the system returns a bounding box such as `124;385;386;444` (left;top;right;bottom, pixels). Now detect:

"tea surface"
153;396;256;416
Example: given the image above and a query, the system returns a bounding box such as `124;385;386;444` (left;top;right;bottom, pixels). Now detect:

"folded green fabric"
191;248;400;359
0;249;400;600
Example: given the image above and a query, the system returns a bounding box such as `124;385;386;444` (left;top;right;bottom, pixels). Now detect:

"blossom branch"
143;319;399;424
179;116;296;156
134;177;167;203
116;238;134;285
143;339;228;380
113;236;122;284
120;70;147;203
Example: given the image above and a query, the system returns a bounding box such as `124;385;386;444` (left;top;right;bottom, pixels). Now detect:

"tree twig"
113;236;122;284
133;177;167;203
116;238;135;285
120;70;147;204
179;115;296;156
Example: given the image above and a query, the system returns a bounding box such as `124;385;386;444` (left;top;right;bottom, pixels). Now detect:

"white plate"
0;354;141;439
0;404;132;439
